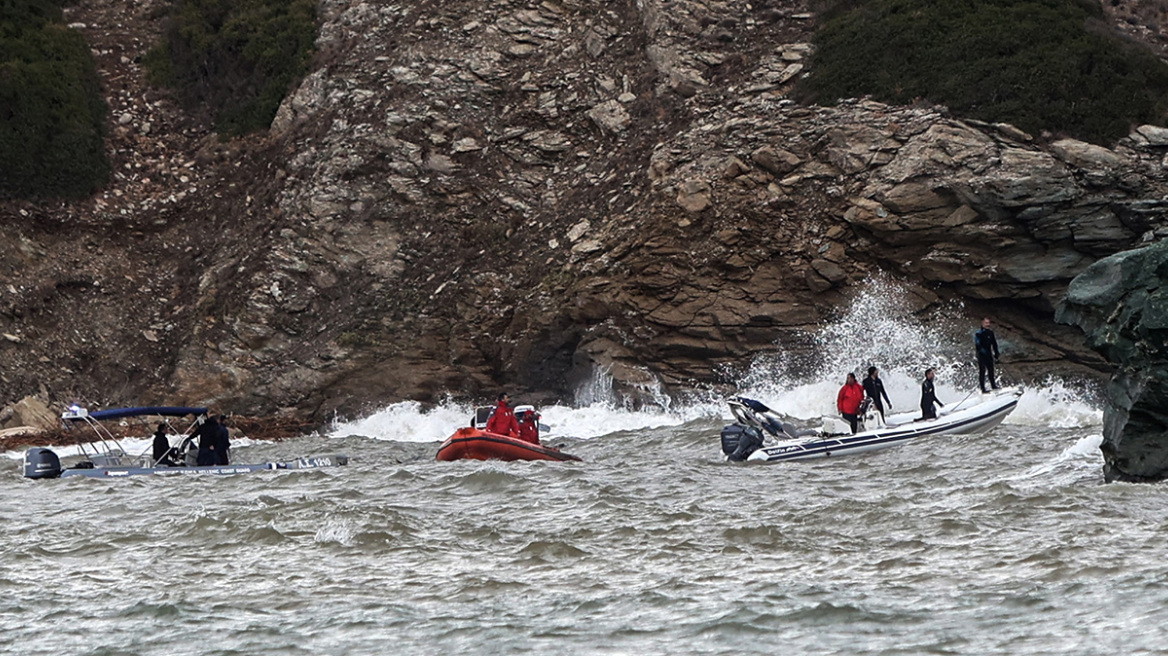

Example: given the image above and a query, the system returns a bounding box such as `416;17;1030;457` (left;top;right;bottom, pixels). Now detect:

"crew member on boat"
196;414;220;466
836;373;865;434
920;368;945;420
975;318;1001;393
215;415;231;465
485;393;519;437
152;423;177;466
515;406;541;445
863;367;892;424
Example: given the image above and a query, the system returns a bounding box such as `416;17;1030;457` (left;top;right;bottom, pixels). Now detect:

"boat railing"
70;414;134;467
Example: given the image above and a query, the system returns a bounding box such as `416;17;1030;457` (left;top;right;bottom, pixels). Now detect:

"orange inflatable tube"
436;427;582;462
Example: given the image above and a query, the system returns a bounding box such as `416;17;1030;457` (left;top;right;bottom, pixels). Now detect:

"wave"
329;278;1103;443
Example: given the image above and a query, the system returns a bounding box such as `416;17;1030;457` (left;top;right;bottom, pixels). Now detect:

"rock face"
1056;241;1168;483
0;396;59;432
1;0;1168;421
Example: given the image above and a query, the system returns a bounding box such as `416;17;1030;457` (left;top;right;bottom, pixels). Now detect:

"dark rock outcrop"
1056;241;1168;482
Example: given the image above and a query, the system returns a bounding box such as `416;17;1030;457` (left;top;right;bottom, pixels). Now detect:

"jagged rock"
751;146;800;176
1134;124;1168;146
1049;139;1123;170
677;179;711;212
587;99;631;134
1056;240;1168;482
0;396;58;431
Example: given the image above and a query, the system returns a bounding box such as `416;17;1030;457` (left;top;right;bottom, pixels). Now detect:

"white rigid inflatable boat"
720;388;1023;463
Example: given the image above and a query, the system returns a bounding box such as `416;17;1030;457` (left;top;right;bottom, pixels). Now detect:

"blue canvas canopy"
65;407;209;422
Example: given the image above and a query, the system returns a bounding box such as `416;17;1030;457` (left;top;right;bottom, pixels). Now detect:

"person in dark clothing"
920;368;945;420
975;317;1001;393
152;422;176;466
863;366;892;424
836;373;865;434
215;415;231;465
196;415;219;466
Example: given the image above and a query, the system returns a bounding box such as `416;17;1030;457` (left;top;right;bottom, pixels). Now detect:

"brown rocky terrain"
2;0;1167;428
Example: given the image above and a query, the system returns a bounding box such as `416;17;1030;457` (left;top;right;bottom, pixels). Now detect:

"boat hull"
57;455;349;478
745;389;1021;463
437;427;581;462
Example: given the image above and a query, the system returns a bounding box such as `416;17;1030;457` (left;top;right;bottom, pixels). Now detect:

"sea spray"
323;278;1102;443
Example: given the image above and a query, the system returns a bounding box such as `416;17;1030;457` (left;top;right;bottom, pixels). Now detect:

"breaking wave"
329;278;1102;443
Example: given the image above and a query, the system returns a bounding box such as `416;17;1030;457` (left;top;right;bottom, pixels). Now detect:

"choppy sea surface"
4;284;1165;655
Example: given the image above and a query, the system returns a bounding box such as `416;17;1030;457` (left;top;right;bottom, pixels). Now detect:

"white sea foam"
328;395;720;443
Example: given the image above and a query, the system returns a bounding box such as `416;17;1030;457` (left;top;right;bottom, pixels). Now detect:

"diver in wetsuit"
920;368;945;420
975;317;1001;393
863;366;892;424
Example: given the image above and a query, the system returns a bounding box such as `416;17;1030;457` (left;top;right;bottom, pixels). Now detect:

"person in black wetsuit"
920;368;945;420
974;317;1001;393
196;414;220;466
863;366;892;424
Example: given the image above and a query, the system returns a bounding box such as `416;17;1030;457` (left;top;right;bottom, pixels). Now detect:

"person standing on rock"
836;373;865;434
975;317;1001;393
863;366;892;425
920;368;945;420
485;393;519;437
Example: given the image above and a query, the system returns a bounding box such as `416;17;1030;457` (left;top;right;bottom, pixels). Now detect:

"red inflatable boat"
436;427;582;462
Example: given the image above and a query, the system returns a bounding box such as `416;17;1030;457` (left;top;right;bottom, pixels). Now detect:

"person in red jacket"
485;392;519;437
837;372;865;434
515;406;541;445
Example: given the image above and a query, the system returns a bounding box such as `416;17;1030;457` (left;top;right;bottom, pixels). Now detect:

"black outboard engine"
720;424;765;462
24;448;63;479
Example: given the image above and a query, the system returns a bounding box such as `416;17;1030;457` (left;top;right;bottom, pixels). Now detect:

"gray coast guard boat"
23;406;347;479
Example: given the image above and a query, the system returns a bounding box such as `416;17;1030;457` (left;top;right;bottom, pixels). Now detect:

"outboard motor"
23;448;63;479
720;424;765;462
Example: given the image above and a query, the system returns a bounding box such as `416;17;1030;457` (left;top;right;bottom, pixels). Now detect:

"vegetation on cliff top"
798;0;1168;145
0;0;109;199
144;0;317;137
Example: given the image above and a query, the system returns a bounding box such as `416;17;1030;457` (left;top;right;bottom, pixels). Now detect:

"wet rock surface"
2;0;1167;422
1057;240;1168;483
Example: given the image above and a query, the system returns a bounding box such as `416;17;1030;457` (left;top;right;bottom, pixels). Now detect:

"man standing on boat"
215;415;231;465
863;366;892;424
920;368;945;420
975;317;1001;393
836;373;865;434
196;414;220;466
486;393;519;437
152;423;176;466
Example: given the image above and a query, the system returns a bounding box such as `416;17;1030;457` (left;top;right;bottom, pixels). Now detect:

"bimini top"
62;406;209;422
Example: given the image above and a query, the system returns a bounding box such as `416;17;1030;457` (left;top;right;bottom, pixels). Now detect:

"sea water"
5;284;1164;656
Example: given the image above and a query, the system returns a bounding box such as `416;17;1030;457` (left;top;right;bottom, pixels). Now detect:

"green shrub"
145;0;317;136
797;0;1168;145
0;0;109;199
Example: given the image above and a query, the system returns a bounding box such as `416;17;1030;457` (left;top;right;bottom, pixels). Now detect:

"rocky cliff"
2;0;1167;423
1057;240;1168;483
